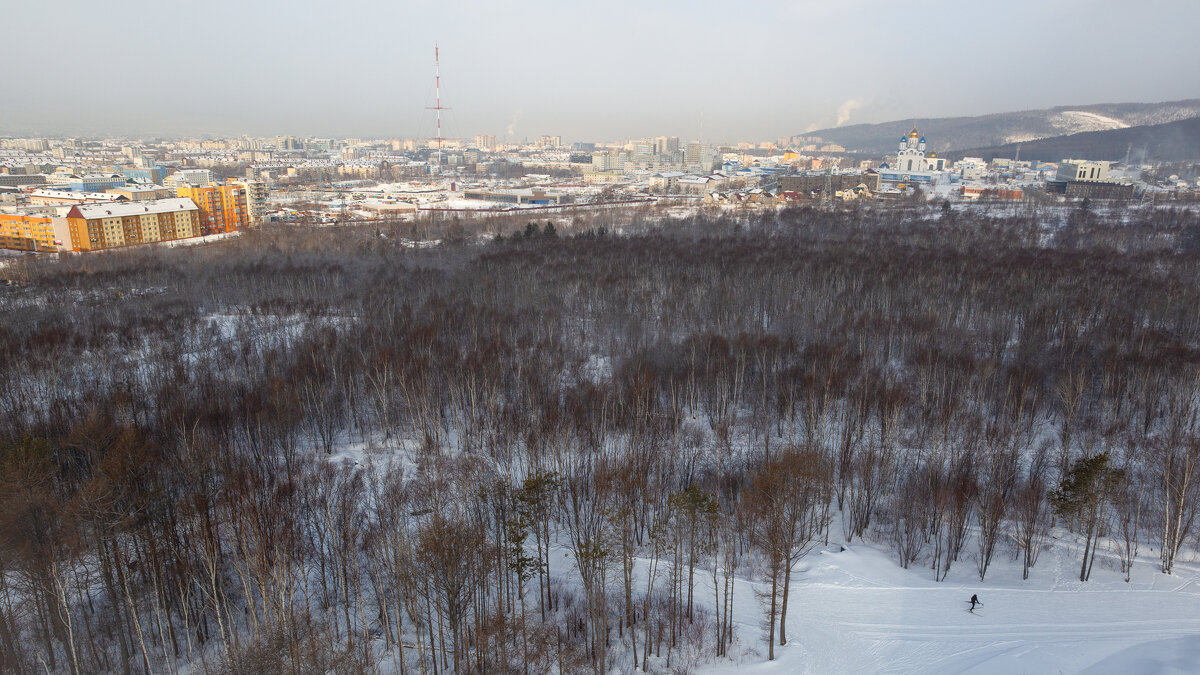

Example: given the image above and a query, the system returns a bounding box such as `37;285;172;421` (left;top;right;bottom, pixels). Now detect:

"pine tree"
1050;452;1125;581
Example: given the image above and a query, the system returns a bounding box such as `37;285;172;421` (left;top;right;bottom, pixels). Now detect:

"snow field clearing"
735;544;1200;674
540;508;1200;675
688;535;1200;675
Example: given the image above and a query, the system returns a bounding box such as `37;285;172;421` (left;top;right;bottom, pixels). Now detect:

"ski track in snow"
700;542;1200;675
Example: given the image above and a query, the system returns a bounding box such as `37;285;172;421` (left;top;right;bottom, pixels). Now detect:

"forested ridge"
2;203;1200;674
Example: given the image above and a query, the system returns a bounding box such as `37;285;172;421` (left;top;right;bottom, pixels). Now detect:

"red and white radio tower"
426;43;450;173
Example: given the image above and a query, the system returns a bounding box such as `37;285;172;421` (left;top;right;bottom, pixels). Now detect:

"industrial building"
1046;159;1134;200
960;185;1024;201
1064;181;1136;200
461;188;573;206
1056;159;1110;182
778;172;882;197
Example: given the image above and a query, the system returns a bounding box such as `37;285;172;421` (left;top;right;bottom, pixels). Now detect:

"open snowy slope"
722;543;1200;675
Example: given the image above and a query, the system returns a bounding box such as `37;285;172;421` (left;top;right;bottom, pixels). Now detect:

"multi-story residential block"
29;189;126;206
176;184;249;234
164;169;214;188
108;185;174;201
684;142;715;171
0;174;48;187
957;157;987;181
234;179;268;224
474;134;496;151
67;173;128;192
592;149;627;172
0;213;67;251
64;198;200;251
121;166;168;183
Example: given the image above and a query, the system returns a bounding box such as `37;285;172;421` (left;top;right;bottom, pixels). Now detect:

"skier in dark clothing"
969;594;981;611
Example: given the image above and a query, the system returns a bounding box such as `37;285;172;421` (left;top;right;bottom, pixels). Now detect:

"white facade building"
474;134;497;151
164;169;214;188
892;127;946;173
1056;159;1110;182
591;150;626;172
958;157;987;181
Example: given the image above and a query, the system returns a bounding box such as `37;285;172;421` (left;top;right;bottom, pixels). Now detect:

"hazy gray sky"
3;0;1198;142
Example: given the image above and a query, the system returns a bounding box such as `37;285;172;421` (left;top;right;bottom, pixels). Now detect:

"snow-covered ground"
1049;110;1132;135
162;229;242;247
712;542;1200;675
317;415;1200;675
509;494;1200;675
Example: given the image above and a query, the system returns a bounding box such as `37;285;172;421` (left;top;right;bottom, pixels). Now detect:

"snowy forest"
2;202;1200;674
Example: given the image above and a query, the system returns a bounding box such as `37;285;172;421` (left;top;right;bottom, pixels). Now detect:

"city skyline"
2;0;1199;141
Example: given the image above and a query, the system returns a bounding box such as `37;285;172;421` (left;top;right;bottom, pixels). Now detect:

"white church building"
879;126;946;183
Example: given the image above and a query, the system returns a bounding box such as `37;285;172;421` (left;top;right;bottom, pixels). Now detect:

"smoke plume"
836;99;865;127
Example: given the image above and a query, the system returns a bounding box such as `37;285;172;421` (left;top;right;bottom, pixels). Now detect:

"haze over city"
4;0;1200;140
6;3;1200;675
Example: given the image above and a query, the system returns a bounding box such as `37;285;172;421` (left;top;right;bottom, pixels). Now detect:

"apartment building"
108;185;174;201
29;190;126;206
474;134;497;151
164;169;214;188
65;198;200;251
234;179;268;224
176;184;249;234
0;213;67;251
64;174;127;192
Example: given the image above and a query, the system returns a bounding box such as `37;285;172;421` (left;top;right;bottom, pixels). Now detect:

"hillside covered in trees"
948;116;1200;164
803;99;1200;155
2;203;1200;674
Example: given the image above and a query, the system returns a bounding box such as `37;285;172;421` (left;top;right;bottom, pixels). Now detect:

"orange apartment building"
176;184;249;235
0;213;68;251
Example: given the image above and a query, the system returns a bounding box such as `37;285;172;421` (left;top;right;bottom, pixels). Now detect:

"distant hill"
946;117;1200;163
803;100;1200;156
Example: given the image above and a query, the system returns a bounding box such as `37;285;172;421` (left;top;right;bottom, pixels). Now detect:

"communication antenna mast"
426;43;451;173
